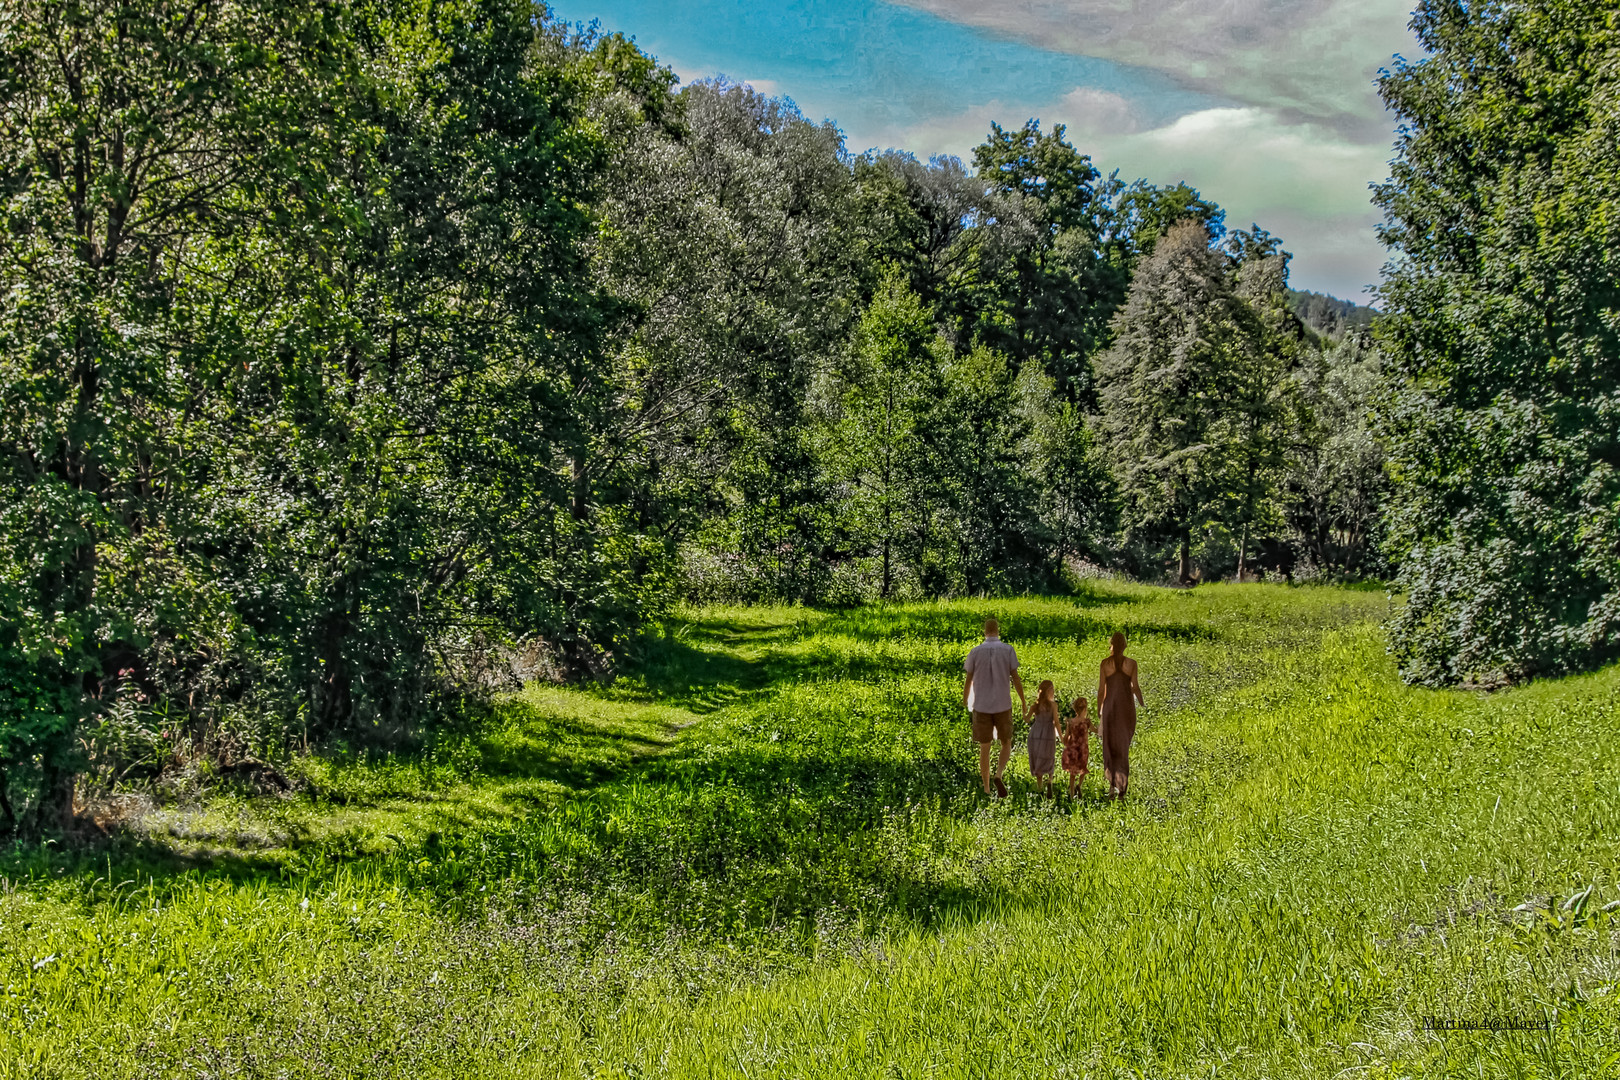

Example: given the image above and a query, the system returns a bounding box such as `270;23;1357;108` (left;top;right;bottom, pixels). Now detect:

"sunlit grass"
2;583;1616;1078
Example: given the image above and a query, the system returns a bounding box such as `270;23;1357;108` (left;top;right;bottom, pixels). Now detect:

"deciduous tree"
1375;0;1620;684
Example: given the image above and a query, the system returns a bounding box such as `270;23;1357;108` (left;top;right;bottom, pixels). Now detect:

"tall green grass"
2;584;1616;1077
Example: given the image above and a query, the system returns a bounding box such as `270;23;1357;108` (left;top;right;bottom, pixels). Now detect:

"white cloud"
658;2;1406;299
852;100;1018;160
1087;106;1382;217
1080;106;1387;296
1055;87;1143;135
733;76;786;98
890;0;1415;140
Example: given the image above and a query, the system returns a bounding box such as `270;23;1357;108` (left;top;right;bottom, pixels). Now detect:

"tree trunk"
880;396;894;600
1237;456;1257;582
0;767;16;833
30;748;77;833
1178;526;1193;584
314;589;355;735
1055;491;1071;578
571;453;588;521
881;533;891;599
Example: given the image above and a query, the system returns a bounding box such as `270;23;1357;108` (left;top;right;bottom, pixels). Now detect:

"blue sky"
550;0;1418;300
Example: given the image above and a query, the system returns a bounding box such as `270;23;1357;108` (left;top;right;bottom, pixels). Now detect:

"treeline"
0;0;1383;826
593;76;1385;601
1289;289;1377;339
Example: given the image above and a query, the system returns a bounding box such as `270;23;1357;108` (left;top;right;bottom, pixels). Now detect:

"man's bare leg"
978;741;993;794
996;738;1011;785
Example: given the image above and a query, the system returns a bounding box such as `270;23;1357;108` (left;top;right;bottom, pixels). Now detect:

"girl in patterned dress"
1062;696;1091;797
1026;680;1061;796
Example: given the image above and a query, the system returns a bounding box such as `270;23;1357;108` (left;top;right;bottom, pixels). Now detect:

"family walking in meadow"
963;619;1143;800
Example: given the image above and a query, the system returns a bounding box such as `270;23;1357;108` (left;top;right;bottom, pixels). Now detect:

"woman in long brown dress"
1096;632;1144;798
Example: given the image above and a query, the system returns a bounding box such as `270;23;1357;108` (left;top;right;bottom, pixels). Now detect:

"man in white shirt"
963;618;1027;798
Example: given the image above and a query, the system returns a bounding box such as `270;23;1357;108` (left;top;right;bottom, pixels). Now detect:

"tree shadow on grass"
824;605;1150;647
0;828;321;895
12;601;1200;911
489;739;1127;934
477;696;678;790
623;610;1219;712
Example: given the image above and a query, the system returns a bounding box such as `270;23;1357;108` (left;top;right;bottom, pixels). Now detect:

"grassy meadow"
2;582;1617;1078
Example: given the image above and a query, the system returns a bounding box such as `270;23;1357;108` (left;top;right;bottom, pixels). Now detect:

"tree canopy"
1374;0;1620;686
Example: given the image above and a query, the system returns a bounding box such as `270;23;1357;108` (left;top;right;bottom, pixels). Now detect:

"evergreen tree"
1016;363;1117;574
933;343;1045;594
1095;221;1272;582
822;274;941;599
1224;253;1308;579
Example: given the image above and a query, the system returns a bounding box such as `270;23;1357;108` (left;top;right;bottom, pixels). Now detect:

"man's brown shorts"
971;709;1013;744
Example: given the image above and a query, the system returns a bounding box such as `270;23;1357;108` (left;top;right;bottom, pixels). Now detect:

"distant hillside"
1287;289;1377;338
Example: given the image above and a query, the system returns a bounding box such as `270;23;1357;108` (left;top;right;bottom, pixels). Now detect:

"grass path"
2;584;1617;1078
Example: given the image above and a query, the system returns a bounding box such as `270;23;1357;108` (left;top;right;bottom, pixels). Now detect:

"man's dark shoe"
993;776;1007;798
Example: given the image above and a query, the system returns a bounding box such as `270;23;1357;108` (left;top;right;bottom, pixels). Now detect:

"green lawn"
2;583;1617;1078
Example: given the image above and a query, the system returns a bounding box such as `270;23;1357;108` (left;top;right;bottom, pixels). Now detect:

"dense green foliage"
0;0;644;824
1375;0;1620;686
2;587;1615;1076
1289;287;1377;338
1288;329;1389;577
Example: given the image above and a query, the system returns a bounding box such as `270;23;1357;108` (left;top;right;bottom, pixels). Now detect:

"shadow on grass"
477;701;674;790
6;600;1163;924
822;605;1159;647
624;610;1218;714
4;725;1123;939
1;830;311;896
